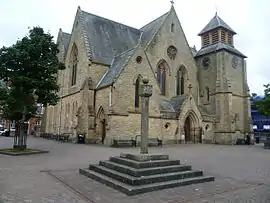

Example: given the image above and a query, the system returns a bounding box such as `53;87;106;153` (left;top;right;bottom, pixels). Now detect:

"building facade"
43;5;253;145
251;96;270;140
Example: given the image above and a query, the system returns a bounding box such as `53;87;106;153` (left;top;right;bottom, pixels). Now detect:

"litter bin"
255;136;260;144
77;134;85;144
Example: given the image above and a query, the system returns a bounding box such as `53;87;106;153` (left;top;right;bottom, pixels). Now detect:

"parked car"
1;128;15;137
0;128;5;136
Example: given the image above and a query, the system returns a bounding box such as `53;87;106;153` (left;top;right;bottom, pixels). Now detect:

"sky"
0;0;269;95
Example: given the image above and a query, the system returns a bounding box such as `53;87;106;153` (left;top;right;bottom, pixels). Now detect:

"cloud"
0;0;268;94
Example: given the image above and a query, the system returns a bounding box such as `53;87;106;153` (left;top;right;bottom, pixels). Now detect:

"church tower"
195;13;252;144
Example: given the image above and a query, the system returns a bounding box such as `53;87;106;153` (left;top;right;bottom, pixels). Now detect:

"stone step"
99;160;192;177
79;168;215;196
89;164;203;185
120;153;169;162
109;156;180;169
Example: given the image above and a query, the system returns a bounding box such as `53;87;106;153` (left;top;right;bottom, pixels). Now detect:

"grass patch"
0;148;49;156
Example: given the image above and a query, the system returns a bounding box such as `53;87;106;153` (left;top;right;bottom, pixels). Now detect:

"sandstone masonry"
42;5;253;145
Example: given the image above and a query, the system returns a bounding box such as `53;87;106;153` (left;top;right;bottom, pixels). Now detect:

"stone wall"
103;114;179;146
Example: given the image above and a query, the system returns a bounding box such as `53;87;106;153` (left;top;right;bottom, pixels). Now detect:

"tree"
254;84;270;117
0;27;65;149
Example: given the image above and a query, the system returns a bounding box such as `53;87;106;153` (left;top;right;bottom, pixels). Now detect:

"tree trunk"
13;106;28;150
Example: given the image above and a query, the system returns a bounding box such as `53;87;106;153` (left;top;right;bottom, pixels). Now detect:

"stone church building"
43;4;253;145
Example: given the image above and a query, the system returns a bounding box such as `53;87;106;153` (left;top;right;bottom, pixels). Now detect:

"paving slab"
0;136;270;202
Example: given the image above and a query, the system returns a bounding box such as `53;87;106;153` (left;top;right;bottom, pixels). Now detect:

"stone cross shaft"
139;77;153;154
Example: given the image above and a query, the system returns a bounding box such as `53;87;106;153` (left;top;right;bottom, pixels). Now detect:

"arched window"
157;68;161;85
180;75;184;95
135;77;141;108
161;70;166;96
176;70;180;95
71;44;78;86
206;87;210;101
176;66;186;95
157;60;169;96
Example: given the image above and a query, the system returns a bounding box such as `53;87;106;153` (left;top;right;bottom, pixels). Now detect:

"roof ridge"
78;9;93;60
198;14;236;36
114;31;142;58
144;11;170;50
62;31;70;36
81;10;141;32
113;48;137;84
140;12;169;30
114;47;136;58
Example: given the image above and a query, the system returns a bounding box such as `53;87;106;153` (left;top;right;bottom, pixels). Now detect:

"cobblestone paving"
0;136;270;203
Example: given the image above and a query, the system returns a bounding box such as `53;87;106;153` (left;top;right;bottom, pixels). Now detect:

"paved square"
0;136;270;202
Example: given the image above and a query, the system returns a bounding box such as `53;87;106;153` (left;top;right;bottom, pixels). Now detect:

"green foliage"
0;26;65;121
254;84;270;117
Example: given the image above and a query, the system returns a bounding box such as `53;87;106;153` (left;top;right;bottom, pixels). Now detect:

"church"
43;4;253;145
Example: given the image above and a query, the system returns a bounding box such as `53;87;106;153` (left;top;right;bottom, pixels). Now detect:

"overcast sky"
0;0;269;95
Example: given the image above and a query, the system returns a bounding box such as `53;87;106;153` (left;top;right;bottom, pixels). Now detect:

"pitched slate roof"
158;95;189;118
140;12;169;47
198;14;236;36
62;32;71;57
190;46;197;57
169;95;188;117
96;48;136;89
80;10;142;65
195;42;247;58
93;9;171;88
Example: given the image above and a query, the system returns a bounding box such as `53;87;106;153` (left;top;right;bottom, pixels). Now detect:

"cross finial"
170;0;174;6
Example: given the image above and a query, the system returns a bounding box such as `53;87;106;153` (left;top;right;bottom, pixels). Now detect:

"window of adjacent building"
253;125;257;129
36;120;41;125
211;30;219;44
263;125;270;129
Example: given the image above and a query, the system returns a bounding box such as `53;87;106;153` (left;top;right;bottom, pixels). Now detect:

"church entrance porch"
99;119;106;144
184;116;192;142
181;111;203;144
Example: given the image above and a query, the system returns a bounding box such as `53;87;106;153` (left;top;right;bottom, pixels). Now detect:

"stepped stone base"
79;152;214;196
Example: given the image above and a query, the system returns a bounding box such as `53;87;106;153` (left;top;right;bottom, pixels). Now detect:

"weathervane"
215;4;218;15
170;0;174;6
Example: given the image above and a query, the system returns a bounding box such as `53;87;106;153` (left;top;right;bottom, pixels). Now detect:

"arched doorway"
97;107;106;144
183;111;201;143
184;116;192;142
99;119;106;144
